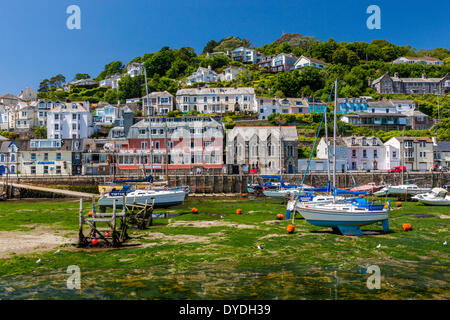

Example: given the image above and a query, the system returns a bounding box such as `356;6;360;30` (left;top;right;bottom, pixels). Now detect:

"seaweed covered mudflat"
0;197;448;300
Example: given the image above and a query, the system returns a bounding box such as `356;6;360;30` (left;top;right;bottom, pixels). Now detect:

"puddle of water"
1;262;447;300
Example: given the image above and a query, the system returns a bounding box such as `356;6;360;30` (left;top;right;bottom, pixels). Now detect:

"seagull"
220;215;224;219
376;244;381;249
257;245;263;250
55;249;61;254
36;259;41;264
444;241;447;246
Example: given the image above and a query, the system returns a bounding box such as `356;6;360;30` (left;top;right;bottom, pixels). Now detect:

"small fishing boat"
350;182;383;193
374;184;431;197
98;186;189;209
412;188;450;206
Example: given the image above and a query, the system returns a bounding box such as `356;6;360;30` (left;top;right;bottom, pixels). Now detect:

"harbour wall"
1;172;449;198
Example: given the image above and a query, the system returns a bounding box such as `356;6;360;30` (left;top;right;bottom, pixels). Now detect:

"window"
56;166;61;174
393;151;397;158
44;153;48;161
72;123;77;130
44;166;49;174
31;153;36;160
139;129;146;135
54;124;59;130
31;166;36;174
374;150;378;158
72;114;77;120
363;150;367;158
141;141;148;149
154;141;160;149
352;150;356;157
56;153;61;160
55;114;59;120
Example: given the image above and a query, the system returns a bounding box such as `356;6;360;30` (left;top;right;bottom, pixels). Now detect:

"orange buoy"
88;211;93;217
242;193;248;197
92;239;98;245
396;201;403;208
287;224;295;234
106;232;111;237
191;208;198;214
236;209;242;215
402;223;412;231
276;214;284;220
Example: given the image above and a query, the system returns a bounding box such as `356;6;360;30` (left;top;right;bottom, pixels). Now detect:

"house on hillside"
369;72;449;94
186;66;219;85
271;53;297;72
294;56;328;70
392;56;443;65
18;87;37;101
176;87;257;114
0;140;19;175
47;101;93;139
142;91;174;116
231;47;265;64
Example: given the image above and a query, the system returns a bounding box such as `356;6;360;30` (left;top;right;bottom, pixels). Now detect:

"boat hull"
417;199;450;206
98;190;187;209
296;205;389;236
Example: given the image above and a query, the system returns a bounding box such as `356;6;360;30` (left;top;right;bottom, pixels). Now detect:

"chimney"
432;137;437;146
123;108;134;137
394;72;399;78
422;73;427;79
208;65;212;71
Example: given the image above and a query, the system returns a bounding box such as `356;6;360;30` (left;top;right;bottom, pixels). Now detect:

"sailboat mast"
333;78;338;201
144;66;154;176
325;98;330;192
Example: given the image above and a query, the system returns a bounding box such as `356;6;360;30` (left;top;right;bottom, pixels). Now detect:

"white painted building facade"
47;102;93;139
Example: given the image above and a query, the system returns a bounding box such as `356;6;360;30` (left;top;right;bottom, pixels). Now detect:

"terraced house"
176;87;257;114
343;136;386;171
384;137;434;171
117;116;224;174
19;139;72;176
369;72;450;94
47;101;93;139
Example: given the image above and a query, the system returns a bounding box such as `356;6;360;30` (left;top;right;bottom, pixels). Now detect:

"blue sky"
0;0;449;95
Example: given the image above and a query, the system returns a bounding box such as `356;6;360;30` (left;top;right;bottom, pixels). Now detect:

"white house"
294;56;329;70
231;47;264;64
384;137;434;171
142;91;174;115
93;104;120;126
392;56;443;65
257;98;281;120
126;62;143;77
271;53;297;72
388;99;416;114
343;136;386;171
47;101;93;139
100;73;123;90
186;66;219;85
219;66;245;82
316;137;348;172
176;87;257;114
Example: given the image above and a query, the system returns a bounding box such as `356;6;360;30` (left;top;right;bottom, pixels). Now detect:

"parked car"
389;166;407;173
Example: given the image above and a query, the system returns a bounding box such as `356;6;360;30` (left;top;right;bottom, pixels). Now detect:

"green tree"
34;126;47;139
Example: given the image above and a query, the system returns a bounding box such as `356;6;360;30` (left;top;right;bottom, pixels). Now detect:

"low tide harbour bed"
0;197;448;300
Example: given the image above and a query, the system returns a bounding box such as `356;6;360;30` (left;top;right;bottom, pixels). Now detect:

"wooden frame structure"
78;195;155;248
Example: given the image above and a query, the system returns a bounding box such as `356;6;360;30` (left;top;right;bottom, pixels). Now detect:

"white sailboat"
290;78;390;236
